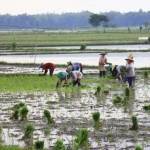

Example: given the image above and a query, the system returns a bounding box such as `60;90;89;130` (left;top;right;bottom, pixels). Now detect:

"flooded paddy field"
0;52;150;68
0;74;150;149
0;64;98;75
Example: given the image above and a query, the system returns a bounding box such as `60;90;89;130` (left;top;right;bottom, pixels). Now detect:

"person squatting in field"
66;61;83;73
39;63;56;76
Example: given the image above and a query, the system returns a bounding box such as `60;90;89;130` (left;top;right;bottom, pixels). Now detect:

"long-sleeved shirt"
99;56;107;65
40;63;56;70
71;70;83;81
126;63;135;77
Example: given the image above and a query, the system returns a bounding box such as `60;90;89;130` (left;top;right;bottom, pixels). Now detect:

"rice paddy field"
0;72;150;150
0;28;150;150
0;28;149;48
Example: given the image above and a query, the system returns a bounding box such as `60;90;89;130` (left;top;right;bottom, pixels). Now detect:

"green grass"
0;74;121;93
0;145;23;150
0;74;57;92
0;28;149;48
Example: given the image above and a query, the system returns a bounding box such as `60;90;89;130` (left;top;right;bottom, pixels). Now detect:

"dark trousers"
44;68;54;76
99;71;106;77
73;79;81;86
125;76;135;87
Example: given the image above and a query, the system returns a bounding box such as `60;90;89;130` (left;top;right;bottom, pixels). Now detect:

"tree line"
0;10;150;29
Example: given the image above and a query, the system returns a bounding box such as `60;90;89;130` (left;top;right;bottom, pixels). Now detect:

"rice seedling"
144;71;148;78
44;127;51;136
130;116;138;130
103;89;109;94
43;109;54;125
135;144;143;150
92;112;100;129
143;104;150;111
53;139;66;150
125;87;130;97
94;86;101;95
113;95;122;105
20;106;28;120
11;109;19;120
73;128;88;150
11;102;28;121
13;102;25;110
11;42;17;50
23;124;34;139
35;141;44;150
80;44;86;50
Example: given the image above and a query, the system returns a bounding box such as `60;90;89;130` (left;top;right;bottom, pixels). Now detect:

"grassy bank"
0;28;149;48
1;48;150;55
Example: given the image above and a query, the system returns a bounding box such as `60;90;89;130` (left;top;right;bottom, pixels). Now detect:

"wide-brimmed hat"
125;53;134;61
99;52;107;55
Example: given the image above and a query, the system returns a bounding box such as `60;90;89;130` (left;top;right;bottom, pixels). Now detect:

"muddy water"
0;75;150;149
0;52;150;68
0;65;98;74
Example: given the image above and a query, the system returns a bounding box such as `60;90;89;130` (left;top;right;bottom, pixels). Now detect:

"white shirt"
71;71;83;80
126;63;135;77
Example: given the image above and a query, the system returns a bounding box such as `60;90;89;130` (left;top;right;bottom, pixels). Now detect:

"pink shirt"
99;56;107;65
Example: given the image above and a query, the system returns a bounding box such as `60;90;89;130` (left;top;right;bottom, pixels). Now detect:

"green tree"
89;14;109;27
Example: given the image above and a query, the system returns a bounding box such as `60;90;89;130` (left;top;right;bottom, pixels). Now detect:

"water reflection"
0;52;150;68
124;88;135;115
56;88;82;102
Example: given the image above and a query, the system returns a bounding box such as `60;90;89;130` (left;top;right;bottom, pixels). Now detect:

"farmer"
70;70;83;86
124;54;135;87
99;52;107;77
39;63;56;76
112;65;126;82
56;71;70;88
66;61;83;73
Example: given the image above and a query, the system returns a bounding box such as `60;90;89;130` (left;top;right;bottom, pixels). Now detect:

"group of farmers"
39;61;83;88
98;52;135;87
39;52;135;88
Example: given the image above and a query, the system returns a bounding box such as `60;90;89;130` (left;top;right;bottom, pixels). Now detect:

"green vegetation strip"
0;145;23;150
0;29;149;47
0;74;57;92
0;74;120;93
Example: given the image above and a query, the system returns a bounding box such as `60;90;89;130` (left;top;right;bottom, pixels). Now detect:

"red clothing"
40;63;56;76
41;63;56;70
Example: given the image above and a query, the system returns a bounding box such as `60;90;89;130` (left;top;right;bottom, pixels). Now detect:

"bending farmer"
67;62;83;73
71;70;83;86
39;63;56;76
56;71;70;88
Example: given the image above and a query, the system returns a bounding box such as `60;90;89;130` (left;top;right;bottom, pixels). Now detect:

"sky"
0;0;150;15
